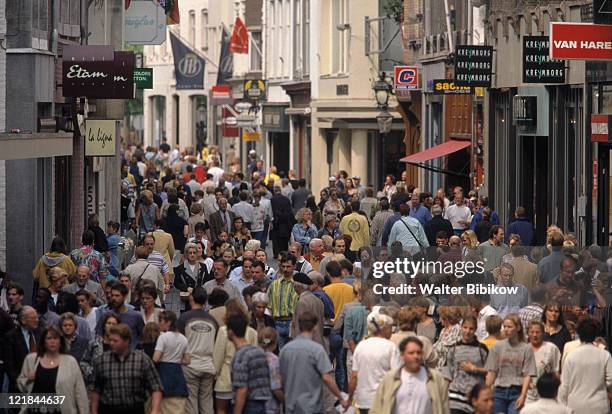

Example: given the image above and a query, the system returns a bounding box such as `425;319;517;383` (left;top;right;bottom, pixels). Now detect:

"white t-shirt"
476;305;498;341
526;341;560;403
352;337;402;409
394;366;432;414
443;204;471;230
155;331;188;363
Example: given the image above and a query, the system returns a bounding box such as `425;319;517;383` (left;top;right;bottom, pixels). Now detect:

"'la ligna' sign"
62;45;135;99
85;120;117;157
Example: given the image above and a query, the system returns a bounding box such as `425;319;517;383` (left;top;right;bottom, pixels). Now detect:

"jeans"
261;219;270;249
493;386;521;414
275;320;291;349
251;230;266;247
243;400;266;414
329;330;346;391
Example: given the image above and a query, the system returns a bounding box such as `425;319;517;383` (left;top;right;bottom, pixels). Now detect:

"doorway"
519;135;549;245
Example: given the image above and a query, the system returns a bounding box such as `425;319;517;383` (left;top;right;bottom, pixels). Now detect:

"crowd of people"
0;142;611;413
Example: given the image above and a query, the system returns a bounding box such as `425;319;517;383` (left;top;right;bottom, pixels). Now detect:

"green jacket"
370;365;450;414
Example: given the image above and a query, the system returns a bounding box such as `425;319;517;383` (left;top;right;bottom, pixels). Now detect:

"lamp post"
372;72;394;183
373;73;393;134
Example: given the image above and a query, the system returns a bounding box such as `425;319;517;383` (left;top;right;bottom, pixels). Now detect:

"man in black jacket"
3;306;40;392
271;187;296;258
424;204;454;246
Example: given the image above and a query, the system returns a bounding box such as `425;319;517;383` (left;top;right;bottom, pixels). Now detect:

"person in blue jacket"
505;206;535;246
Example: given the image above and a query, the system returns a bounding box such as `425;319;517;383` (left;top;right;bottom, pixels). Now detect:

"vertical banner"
169;31;205;89
230;17;249;54
217;27;234;85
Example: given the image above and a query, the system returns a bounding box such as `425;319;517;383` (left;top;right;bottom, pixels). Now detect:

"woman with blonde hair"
433;305;463;368
291;207;318;251
135;189;160;235
212;299;258;414
461;230;480;257
485;314;536;414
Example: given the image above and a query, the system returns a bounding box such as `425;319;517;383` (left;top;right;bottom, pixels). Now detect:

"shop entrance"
518;135;549;245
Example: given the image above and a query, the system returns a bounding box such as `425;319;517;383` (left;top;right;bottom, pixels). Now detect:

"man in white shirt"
207;159;225;186
444;189;471;235
348;314;401;412
232;192;255;229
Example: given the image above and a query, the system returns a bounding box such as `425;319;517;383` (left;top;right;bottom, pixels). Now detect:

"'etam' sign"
62;45;135;99
550;22;612;60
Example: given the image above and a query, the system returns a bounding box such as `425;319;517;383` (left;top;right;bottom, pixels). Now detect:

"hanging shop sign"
454;45;493;87
550;22;612;60
592;114;611;142
242;129;262;141
512;96;537;125
62;46;135;98
522;36;566;84
244;79;267;101
134;68;153;89
394;66;419;96
124;0;166;45
85;120;117;157
432;79;472;95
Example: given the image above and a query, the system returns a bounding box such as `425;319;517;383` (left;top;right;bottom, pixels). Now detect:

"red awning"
400;139;471;164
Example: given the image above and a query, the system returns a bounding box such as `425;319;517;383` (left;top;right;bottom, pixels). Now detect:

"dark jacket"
174;262;213;292
424;216;454;246
271;194;296;238
209;209;237;242
506;217;535;246
3;326;41;391
249;312;275;331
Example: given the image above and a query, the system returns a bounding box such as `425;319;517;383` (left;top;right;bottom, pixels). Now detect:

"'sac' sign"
394;66;419;91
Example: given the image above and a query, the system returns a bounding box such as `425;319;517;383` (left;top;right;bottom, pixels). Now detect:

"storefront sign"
124;0;166;45
550;22;612;60
85;120;117;157
244;79;267;100
512;96;537;125
221;105;239;138
242;129;262;141
432;79;472;95
394;66;419;92
592;114;611;142
134;68;153;89
454;45;493;87
62;46;135;98
522;36;566;84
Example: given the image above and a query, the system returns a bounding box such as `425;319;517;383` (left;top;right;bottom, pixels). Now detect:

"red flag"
230;17;249;54
125;0;131;9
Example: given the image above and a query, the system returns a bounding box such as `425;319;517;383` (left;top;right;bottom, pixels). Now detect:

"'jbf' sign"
454;45;493;87
170;31;205;90
62;46;135;98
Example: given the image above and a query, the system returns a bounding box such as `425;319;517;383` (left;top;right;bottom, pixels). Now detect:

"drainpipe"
444;0;454;52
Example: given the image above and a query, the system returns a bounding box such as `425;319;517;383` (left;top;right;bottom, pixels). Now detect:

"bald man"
63;265;106;305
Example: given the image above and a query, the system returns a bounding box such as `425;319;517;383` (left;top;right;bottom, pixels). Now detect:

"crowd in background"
0;142;610;413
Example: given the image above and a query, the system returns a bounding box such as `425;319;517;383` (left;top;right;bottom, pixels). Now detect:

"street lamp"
373;72;392;110
373;72;393;133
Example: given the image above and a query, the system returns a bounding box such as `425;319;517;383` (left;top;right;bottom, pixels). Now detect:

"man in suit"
3;306;40;392
209;197;236;242
152;219;175;274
